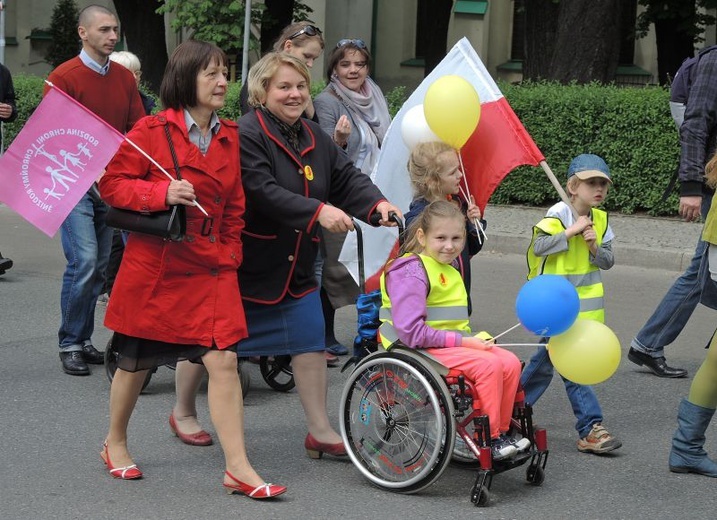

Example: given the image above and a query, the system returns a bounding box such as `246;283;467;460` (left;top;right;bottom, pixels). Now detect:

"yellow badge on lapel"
303;165;314;181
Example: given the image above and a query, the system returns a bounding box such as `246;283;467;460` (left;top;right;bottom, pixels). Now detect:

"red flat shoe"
101;441;143;480
304;433;347;459
169;413;213;446
325;351;339;367
223;470;287;499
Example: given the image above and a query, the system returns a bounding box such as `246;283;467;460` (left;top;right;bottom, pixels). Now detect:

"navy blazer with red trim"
238;109;386;304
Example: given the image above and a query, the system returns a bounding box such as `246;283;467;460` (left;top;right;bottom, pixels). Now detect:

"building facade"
0;1;711;90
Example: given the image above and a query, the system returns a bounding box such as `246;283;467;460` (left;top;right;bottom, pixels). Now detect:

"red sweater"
45;56;145;133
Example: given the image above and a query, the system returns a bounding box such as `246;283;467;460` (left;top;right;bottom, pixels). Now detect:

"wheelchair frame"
339;347;549;507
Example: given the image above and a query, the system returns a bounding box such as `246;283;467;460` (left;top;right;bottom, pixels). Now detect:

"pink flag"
339;38;544;290
0;86;124;237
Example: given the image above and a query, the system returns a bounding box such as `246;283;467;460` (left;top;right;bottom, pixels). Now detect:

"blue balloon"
515;275;580;336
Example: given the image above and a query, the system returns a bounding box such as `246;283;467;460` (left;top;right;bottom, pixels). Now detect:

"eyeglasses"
336;39;367;49
288;25;322;40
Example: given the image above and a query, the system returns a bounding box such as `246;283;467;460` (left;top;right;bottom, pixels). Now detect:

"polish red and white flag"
0;85;124;237
340;37;545;290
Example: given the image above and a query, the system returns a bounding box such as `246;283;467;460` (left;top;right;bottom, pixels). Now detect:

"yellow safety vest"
378;253;471;348
526;208;608;323
703;195;717;245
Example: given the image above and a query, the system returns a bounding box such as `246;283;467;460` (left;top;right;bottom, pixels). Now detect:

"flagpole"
457;150;487;243
540;160;579;220
44;81;210;217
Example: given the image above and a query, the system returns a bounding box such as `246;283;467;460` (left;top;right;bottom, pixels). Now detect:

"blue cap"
567;154;612;183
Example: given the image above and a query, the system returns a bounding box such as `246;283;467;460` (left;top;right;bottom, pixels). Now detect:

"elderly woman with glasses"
313;39;392;354
238;52;401;460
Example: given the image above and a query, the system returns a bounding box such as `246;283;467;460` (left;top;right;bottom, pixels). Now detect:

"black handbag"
106;125;186;242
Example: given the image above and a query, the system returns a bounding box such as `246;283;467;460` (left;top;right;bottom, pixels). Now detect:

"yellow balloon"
547;319;621;385
423;75;481;149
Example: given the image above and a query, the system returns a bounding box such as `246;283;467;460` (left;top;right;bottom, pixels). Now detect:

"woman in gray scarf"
314;39;392;356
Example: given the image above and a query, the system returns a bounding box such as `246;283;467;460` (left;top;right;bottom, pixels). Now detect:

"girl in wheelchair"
379;200;529;461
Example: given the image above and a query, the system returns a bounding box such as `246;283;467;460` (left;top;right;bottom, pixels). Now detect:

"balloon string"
489;322;522;342
494;343;544;347
457;150;487;244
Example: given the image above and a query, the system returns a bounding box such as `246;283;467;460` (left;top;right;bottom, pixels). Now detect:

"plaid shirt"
679;51;717;197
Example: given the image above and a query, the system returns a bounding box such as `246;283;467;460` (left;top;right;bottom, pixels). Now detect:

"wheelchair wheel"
238;359;251;398
452;431;480;466
340;350;455;494
104;334;152;391
259;355;295;392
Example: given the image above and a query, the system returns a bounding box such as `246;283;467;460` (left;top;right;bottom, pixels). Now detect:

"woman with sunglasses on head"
313;39;392;357
239;21;325;121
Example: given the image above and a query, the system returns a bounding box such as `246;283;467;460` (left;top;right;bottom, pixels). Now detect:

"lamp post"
242;0;250;86
0;1;6;65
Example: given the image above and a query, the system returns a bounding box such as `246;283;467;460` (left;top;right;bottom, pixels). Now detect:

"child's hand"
462;336;493;350
467;196;482;221
582;226;597;245
567;215;593;238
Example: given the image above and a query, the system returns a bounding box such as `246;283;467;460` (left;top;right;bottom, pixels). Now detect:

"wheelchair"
339;346;549;507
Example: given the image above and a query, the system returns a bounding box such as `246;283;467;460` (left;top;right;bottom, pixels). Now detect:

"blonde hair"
400;200;466;256
247;52;311;108
109;51;141;73
407;141;457;201
707;152;717;189
566;175;582;197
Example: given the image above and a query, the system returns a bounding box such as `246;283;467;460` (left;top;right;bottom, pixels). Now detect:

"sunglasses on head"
336;39;367;49
288;25;322;40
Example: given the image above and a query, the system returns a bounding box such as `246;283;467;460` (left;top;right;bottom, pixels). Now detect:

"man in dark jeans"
1;59;18;276
628;49;717;378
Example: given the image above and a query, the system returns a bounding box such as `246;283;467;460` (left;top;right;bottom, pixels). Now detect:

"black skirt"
111;332;237;372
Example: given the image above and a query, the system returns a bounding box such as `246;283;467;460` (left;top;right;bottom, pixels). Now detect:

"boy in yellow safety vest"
522;153;622;454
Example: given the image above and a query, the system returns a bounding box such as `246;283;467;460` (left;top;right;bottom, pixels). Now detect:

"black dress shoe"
60;351;90;375
627;347;687;378
81;343;105;364
0;256;12;275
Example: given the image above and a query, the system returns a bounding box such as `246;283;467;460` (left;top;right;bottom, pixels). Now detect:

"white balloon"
401;104;441;149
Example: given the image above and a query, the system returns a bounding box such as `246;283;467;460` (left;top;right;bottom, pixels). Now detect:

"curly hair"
407;141;459;201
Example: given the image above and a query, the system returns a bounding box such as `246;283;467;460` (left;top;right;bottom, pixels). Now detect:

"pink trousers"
425;346;521;438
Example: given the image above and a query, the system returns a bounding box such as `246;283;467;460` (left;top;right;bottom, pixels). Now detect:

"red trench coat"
98;108;246;348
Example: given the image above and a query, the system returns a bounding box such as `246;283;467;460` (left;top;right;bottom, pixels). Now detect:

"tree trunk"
421;0;453;76
260;0;295;53
548;0;622;83
113;0;168;94
523;0;560;81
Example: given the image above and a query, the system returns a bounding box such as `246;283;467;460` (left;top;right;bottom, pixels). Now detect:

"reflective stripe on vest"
379;253;470;348
526;208;608;323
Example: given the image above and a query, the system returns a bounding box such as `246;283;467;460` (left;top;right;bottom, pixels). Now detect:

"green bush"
1;76;678;216
2;74;46;146
496;81;679;216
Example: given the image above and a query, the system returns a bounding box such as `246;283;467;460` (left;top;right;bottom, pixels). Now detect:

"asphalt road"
1;205;716;520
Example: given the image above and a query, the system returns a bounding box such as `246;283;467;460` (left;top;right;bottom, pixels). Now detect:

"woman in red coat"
98;41;285;499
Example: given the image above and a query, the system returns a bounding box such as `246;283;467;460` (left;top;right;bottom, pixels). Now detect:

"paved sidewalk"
0;203;705;272
483;204;703;272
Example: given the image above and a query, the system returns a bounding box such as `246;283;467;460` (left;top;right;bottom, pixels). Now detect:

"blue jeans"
58;193;113;352
520;342;603;439
631;194;713;358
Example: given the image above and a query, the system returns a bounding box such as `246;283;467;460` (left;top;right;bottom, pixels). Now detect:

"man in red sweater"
46;5;144;376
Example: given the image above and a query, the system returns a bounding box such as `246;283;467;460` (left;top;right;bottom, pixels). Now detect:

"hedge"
3;77;680;216
497;81;679;216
